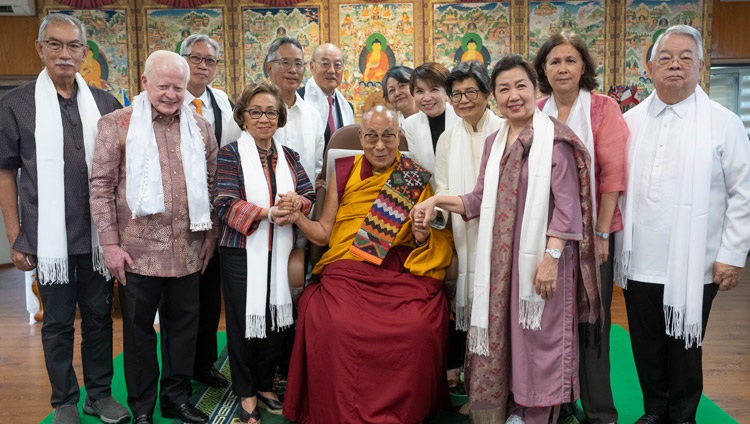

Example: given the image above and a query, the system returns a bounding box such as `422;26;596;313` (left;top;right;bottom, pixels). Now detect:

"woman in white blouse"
433;61;504;409
401;62;460;174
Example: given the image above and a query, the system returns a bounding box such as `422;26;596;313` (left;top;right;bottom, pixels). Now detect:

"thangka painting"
431;2;511;71
529;0;607;88
241;6;321;89
338;3;416;116
49;9;134;106
623;0;703;102
145;8;229;92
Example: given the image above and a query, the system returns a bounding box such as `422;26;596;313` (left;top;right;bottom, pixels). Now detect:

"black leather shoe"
194;365;229;388
133;414;153;424
635;414;669;424
160;402;208;423
256;392;283;415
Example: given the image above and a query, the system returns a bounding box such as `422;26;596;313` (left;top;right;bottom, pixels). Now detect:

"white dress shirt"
185;89;215;126
629;92;750;284
275;93;325;182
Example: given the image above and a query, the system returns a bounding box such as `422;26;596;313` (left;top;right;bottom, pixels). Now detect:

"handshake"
268;191;303;226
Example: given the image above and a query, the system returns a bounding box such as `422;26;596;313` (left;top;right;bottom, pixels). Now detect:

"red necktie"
327;96;336;134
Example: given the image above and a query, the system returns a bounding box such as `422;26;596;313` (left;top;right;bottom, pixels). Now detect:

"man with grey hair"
617;25;750;424
283;105;453;423
180;33;240;390
0;13;127;424
90;50;219;424
265;37;324;192
298;43;354;148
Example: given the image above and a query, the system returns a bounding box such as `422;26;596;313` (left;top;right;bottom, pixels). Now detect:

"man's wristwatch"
545;248;562;259
595;231;609;240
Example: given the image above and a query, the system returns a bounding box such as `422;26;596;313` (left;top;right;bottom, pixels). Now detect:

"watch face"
546;248;561;259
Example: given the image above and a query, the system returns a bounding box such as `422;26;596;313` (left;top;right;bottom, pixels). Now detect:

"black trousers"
194;253;222;374
220;247;286;397
38;254;114;407
118;271;200;416
577;236;617;424
624;279;719;422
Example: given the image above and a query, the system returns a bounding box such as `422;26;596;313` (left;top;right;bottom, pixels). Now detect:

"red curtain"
55;0;118;7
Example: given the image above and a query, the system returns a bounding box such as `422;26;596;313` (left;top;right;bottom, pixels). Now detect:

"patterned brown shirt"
89;106;218;278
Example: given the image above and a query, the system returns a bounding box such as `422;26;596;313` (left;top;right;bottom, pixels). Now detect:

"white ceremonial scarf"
449;109;504;330
125;92;212;231
237;132;295;338
207;86;242;147
303;78;354;128
616;87;712;348
470;109;555;355
34;69;107;284
403;104;460;175
543;89;598;219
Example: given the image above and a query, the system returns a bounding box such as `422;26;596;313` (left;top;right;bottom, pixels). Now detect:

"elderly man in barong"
282;105;455;423
616;25;750;424
89;50;219;424
0;13;128;424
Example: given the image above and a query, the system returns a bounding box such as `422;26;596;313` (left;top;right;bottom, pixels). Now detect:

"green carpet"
41;326;737;423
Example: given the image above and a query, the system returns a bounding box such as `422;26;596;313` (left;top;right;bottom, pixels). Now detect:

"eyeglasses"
41;39;85;54
245;109;279;120
269;58;307;71
450;88;481;103
314;60;344;71
655;55;697;68
363;132;398;145
183;54;219;67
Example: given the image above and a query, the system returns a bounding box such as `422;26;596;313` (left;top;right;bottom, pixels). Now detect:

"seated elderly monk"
282;105;454;423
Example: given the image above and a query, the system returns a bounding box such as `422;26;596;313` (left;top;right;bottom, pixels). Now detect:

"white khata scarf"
543;89;598;219
470;109;555;354
34;69;107;284
125;92;212;231
448;109;504;330
237;131;294;338
616;87;711;348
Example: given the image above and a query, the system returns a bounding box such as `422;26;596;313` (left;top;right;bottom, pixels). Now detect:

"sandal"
239;404;261;424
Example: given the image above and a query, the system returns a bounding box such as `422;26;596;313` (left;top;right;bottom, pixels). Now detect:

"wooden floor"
0;261;748;424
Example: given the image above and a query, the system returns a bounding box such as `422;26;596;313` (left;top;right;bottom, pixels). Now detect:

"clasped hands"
410;198;438;245
270;191;303;226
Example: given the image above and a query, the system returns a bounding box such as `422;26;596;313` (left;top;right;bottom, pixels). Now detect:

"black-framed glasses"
363;132;398;145
183;54;219;67
245;109;279;120
269;58;307;71
41;39;85;54
314;60;344;71
450;88;481;103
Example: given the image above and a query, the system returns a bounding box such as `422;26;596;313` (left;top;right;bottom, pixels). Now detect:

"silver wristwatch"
545;248;562;259
595;231;610;240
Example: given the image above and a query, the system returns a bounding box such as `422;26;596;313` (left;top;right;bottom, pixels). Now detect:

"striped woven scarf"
349;156;431;265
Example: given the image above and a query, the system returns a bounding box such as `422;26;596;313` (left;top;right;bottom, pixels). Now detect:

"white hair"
651;25;704;61
180;34;221;58
143;50;190;84
38;13;87;45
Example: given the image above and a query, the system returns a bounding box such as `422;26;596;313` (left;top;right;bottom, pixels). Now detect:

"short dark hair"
409;62;450;95
533;33;598;95
445;60;491;98
233;82;287;130
266;36;303;62
381;65;414;100
491;54;538;91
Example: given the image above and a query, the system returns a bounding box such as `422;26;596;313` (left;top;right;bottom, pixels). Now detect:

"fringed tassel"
36;257;69;285
244;314;267;339
664;305;703;349
455;306;470;331
519;299;544;331
614;250;630;289
92;246;111;280
468;326;489;356
270;302;294;332
190;221;213;232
